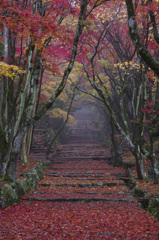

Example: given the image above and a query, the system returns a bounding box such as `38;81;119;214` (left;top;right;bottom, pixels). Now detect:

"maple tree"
73;2;145;179
0;0;99;181
0;0;159;185
124;0;159;183
71;0;159;183
0;1;159;234
125;0;159;78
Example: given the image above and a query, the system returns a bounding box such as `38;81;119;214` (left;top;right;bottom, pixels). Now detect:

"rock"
128;179;137;189
138;198;150;209
103;182;117;186
101;192;112;195
117;191;125;195
55;183;67;187
126;191;133;195
0;162;47;209
121;198;133;203
34;191;47;194
133;188;147;198
13;179;30;196
27;172;40;190
0;184;20;208
123;162;135;169
152;194;159;199
94;183;103;186
55;183;76;187
41;183;52;187
33;164;44;180
66;183;76;187
148;198;159;220
42;161;52;169
22;197;134;203
78;183;92;187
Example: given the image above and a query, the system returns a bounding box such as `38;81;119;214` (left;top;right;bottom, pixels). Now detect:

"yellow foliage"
41;90;51;99
73;62;84;73
41;72;69;103
154;77;159;83
96;74;111;97
114;61;144;71
98;74;109;82
58;91;68;102
0;62;26;79
95;1;127;24
47;108;76;126
98;59;111;68
42;0;52;2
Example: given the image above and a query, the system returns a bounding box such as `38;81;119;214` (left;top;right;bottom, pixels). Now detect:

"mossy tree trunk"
110;118;122;167
133;148;146;180
0;0;89;182
125;0;159;77
141;133;159;184
82;53;147;180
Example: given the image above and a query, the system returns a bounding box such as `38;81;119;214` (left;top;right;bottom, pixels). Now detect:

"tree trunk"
20;123;34;163
110;118;122;167
0;133;12;179
125;0;159;78
4;152;19;182
149;135;159;184
0;154;7;178
150;153;159;184
133;148;146;180
153;165;159;184
20;133;28;164
0;0;89;182
4;132;25;182
110;142;123;167
141;132;159;183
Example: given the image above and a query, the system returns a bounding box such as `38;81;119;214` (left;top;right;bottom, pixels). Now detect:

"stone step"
54;154;108;158
45;173;107;177
30;121;109;159
51;157;111;162
22;197;133;203
49;168;114;170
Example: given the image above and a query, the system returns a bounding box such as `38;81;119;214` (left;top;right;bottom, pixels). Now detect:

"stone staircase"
24;143;131;203
30;109;108;159
62;119;101;144
54;143;111;161
30;128;48;159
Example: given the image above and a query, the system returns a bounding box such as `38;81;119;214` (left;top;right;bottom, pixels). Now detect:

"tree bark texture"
125;0;159;77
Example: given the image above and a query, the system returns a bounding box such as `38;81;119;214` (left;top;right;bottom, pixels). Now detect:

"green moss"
33;165;44;180
3;174;14;183
128;179;137;189
44;128;60;152
1;184;20;207
14;179;30;196
42;161;51;169
0;162;46;209
24;171;39;190
133;188;147;198
148;198;159;220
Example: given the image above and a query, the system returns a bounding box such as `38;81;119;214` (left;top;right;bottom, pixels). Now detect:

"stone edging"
122;162;159;220
0;161;51;209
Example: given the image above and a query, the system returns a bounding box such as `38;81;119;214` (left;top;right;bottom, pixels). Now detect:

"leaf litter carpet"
0;143;159;240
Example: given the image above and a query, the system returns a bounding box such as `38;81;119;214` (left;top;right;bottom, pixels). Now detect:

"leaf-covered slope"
0;142;159;239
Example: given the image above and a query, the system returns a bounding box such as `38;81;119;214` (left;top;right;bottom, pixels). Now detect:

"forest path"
0;142;159;239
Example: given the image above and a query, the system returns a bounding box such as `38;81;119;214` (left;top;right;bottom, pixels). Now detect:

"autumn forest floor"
0;114;159;239
0;139;159;239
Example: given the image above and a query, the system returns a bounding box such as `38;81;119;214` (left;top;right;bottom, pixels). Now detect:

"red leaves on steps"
0;144;159;239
